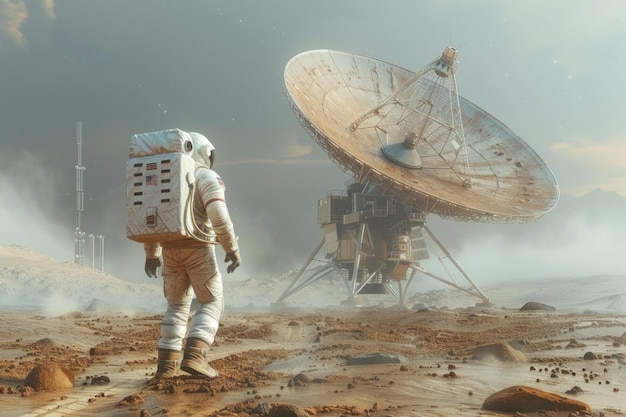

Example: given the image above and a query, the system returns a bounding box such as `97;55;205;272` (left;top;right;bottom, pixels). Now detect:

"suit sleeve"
144;242;162;259
196;168;239;253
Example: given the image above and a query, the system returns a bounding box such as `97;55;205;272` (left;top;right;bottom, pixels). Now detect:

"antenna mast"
74;121;86;265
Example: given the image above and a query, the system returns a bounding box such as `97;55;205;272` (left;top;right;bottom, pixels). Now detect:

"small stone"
583;352;597;360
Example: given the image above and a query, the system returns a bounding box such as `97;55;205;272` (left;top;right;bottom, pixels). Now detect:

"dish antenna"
278;48;559;306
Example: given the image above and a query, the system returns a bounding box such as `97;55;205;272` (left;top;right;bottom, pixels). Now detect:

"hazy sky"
1;1;625;286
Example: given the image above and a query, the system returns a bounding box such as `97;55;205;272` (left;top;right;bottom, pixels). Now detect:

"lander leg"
275;223;490;307
275;237;336;304
348;222;366;300
393;268;418;305
275;184;490;307
411;225;490;305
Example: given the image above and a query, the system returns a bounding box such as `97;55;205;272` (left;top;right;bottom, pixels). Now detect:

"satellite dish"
284;48;559;223
277;48;559;307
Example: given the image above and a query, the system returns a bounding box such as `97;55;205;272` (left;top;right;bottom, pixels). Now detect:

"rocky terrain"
1;245;625;416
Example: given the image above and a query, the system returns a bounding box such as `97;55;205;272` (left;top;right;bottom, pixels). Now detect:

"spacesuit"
143;131;241;378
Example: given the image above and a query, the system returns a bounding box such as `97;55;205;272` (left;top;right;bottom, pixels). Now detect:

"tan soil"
1;307;625;416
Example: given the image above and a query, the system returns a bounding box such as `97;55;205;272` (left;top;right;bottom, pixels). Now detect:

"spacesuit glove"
224;250;241;274
144;257;162;278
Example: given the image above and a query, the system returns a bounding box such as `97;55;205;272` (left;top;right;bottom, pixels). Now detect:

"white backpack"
125;128;214;244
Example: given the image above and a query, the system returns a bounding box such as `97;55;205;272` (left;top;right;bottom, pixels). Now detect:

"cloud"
42;0;55;19
283;132;314;158
0;0;28;48
219;131;325;166
0;0;56;49
550;134;626;196
496;1;626;45
551;135;626;168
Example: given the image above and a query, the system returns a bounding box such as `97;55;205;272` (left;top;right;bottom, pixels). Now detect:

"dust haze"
0;151;72;262
2;146;625;293
452;212;625;285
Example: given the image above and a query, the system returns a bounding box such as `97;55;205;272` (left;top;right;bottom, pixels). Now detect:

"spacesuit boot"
180;338;219;378
155;348;181;378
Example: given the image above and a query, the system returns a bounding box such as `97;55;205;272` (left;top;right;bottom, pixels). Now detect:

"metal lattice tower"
74;121;86;265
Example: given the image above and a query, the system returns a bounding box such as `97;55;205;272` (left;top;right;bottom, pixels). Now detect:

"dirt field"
1;305;625;417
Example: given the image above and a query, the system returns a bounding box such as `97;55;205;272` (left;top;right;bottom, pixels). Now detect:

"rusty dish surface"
284;49;559;223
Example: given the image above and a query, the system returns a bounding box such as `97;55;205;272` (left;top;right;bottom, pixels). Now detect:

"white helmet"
188;132;215;168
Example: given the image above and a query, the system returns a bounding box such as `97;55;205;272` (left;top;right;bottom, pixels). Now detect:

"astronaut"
143;131;241;378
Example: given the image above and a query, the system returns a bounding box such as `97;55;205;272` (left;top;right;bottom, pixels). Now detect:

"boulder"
24;365;74;391
482;385;591;412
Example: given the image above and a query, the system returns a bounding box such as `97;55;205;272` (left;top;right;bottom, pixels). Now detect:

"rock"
583;351;598;360
90;346;111;356
24;365;74;391
472;341;527;363
268;403;309;417
566;386;584;395
250;402;271;415
90;375;110;385
292;373;311;384
566;338;586;348
117;393;145;407
520;302;556;311
482;385;591;412
30;338;57;346
347;353;406;365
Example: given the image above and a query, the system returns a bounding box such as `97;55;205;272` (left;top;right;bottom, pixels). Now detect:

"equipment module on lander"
277;47;559;306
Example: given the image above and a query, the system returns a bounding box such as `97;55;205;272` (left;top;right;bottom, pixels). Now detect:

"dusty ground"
1;306;625;417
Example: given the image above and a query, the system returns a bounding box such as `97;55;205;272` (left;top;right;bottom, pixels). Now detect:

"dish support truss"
276;184;490;307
